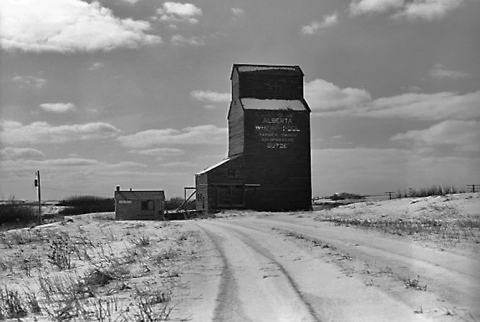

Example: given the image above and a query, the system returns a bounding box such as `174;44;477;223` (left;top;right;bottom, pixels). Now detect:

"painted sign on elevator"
254;116;300;149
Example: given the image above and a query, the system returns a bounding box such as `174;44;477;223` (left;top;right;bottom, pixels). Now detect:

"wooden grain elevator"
196;64;311;212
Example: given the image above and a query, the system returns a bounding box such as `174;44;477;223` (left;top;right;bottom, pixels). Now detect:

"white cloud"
41;158;103;167
161;161;196;167
171;34;205;46
0;147;45;160
1;158;146;177
39;102;76;113
89;62;105;71
119;0;143;5
130;148;185;156
393;0;465;21
392;120;480;152
366;91;480;120
191;90;230;103
231;8;244;18
305;79;371;111
0;0;161;53
350;0;404;16
429;64;469;80
157;2;202;24
349;0;464;21
118;125;227;148
0;121;121;145
301;14;338;35
305;79;480;121
12;75;47;89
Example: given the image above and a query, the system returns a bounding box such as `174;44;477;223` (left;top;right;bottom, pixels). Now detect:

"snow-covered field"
1;193;479;321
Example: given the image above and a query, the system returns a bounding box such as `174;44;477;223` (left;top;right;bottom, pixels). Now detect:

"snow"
196;156;240;175
236;65;299;73
240;98;307;111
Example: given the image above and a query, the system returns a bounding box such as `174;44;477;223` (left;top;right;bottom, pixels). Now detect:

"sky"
1;0;479;201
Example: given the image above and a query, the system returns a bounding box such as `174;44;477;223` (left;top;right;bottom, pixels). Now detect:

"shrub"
84;268;117;287
0;287;28;319
396;185;466;199
58;196;114;216
165;197;195;211
47;232;75;270
132;235;151;247
330;192;363;201
0;201;37;225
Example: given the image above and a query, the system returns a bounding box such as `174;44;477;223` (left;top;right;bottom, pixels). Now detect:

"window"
141;200;154;211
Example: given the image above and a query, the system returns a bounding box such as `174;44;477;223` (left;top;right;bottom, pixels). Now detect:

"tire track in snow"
196;224;252;322
197;221;321;322
203;219;435;322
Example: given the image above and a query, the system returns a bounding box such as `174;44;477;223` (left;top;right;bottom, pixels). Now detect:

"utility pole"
385;191;395;200
34;171;42;225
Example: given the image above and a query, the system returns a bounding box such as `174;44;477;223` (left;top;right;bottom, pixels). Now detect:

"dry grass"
313;194;480;248
0;213;201;321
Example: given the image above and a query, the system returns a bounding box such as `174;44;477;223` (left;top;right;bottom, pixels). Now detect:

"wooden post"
35;170;42;224
385;191;395;200
467;185;479;193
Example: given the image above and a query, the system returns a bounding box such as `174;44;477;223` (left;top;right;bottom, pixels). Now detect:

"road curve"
178;219;438;322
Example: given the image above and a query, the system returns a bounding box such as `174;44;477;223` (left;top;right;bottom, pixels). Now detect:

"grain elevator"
196;64;311;212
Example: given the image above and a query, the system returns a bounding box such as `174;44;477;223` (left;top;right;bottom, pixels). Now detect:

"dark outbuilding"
196;64;312;213
114;186;165;220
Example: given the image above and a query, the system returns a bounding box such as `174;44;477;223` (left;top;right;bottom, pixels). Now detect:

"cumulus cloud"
0;0;161;53
366;91;480;120
231;7;244;18
157;2;202;24
392;120;480;152
305;79;371;111
12;75;47;89
161;161;196;167
171;34;205;46
89;62;105;71
0;147;45;160
305;79;480;121
0;121;121;145
301;14;338;35
118;125;227;148
350;0;404;16
39;102;76;113
429;64;469;80
119;0;144;4
130;148;185;156
393;0;465;21
349;0;464;21
191;90;230;103
2;158;146;174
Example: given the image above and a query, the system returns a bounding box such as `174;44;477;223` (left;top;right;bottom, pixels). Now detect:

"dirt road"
174;214;479;322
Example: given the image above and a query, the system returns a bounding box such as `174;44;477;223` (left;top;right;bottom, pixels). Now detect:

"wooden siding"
243;109;311;211
228;98;244;157
231;69;240;103
195;173;209;213
196;155;245;212
232;68;303;100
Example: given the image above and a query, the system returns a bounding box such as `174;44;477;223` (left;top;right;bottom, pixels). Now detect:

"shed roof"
115;190;165;200
231;64;303;78
240;98;309;111
196;155;241;176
